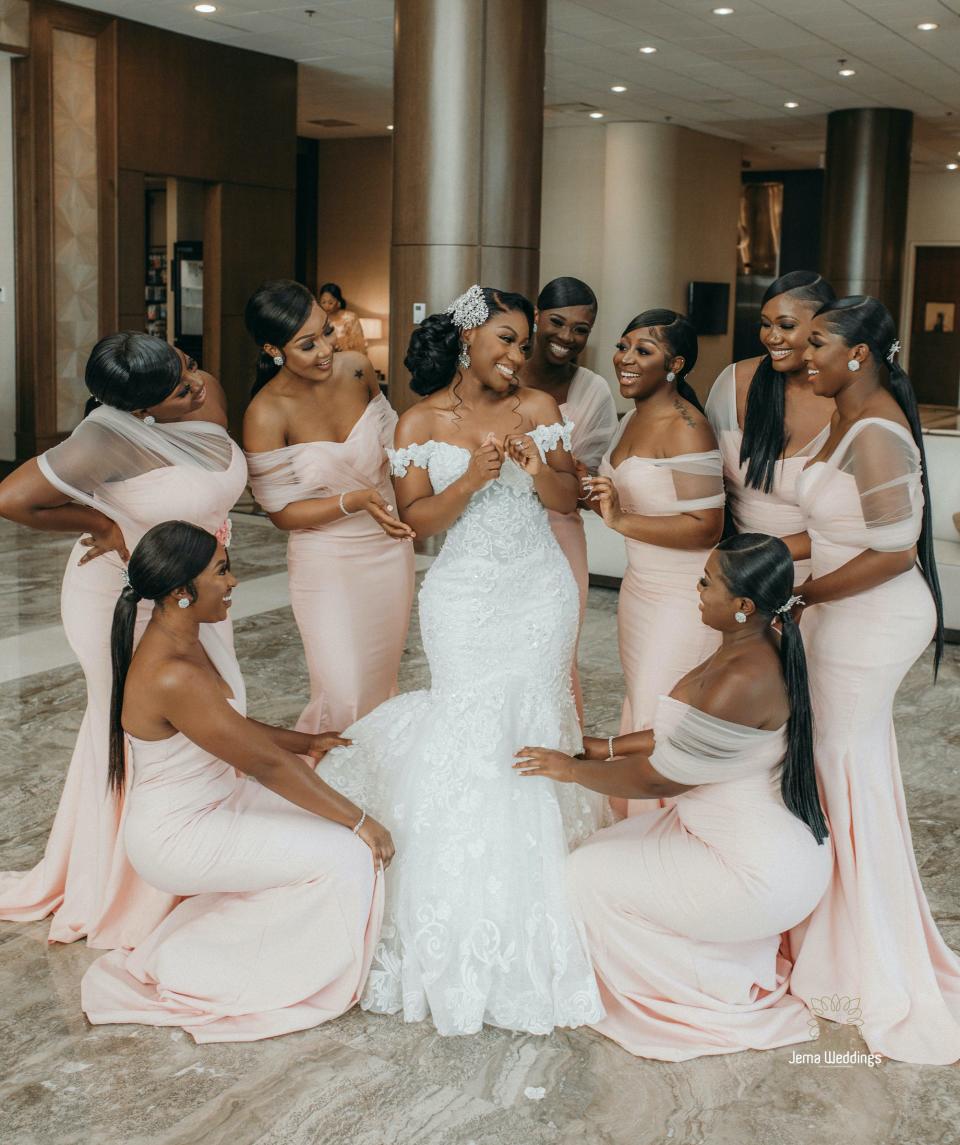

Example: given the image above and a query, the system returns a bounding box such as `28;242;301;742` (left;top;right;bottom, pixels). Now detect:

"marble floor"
1;513;958;1145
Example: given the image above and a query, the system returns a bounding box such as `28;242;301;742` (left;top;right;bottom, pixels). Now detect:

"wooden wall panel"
116;22;296;190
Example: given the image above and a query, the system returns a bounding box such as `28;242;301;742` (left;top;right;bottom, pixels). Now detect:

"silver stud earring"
457;343;471;370
666;371;676;383
734;610;747;624
143;414;156;426
847;359;860;373
177;597;190;610
272;354;284;367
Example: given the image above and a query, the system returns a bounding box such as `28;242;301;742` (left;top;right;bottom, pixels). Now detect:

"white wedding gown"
320;421;609;1035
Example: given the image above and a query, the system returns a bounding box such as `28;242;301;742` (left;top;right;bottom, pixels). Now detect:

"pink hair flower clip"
215;519;233;548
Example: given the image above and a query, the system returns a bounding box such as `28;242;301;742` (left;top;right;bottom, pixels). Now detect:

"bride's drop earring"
457;343;471;370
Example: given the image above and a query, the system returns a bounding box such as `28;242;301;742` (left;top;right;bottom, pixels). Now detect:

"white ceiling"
69;0;960;170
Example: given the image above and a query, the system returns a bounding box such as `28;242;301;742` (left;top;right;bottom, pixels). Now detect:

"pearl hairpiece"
886;339;901;365
446;284;489;331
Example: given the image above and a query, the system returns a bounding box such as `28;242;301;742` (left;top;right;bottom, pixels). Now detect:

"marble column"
821;108;913;324
388;0;547;410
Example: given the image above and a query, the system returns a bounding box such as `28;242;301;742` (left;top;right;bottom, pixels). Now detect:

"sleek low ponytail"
716;533;828;844
622;309;704;412
108;521;218;794
816;296;944;675
244;280;315;398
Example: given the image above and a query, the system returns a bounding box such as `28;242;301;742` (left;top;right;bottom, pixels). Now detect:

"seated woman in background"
81;521;392;1043
515;534;832;1062
319;282;368;353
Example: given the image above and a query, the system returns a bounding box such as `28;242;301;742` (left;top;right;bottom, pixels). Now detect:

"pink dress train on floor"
80;632;382;1043
547;367;618;719
0;411;247;948
706;363;830;585
789;417;960;1064
598;412;725;814
568;695;833;1061
246;393;415;734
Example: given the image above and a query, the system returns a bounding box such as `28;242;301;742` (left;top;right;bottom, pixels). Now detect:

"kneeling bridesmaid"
516;534;832;1061
81;522;392;1043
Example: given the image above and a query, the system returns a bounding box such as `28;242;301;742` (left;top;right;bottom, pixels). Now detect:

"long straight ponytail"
108;588;141;792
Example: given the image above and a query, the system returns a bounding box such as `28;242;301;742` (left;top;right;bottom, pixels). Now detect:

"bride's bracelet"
606;735;615;762
352;810;367;834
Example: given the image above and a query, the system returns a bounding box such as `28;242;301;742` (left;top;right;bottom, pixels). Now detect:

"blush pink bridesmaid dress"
568;695;833;1061
789;418;960;1064
706;363;829;585
598;412;725;812
547;367;618;719
80;631;382;1043
0;408;247;949
246;392;415;735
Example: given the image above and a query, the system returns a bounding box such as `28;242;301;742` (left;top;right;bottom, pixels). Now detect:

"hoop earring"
734;610;747;624
847;359;860;373
457;343;471;370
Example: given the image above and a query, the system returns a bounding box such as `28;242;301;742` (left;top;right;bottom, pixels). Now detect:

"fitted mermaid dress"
318;422;609;1036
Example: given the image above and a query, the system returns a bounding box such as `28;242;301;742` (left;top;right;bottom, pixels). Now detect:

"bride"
320;285;609;1036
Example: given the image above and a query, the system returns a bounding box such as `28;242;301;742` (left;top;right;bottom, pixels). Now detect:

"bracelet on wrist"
606;735;615;762
339;493;356;518
352;810;366;834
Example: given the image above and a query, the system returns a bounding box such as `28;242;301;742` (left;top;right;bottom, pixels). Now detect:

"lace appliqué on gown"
321;422;609;1035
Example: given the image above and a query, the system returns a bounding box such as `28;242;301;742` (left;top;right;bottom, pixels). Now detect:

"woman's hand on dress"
356;815;395;870
78;519;130;565
463;434;504;492
344;488;416;541
306;732;352;763
513;746;577;782
582;474;622;529
505;433;542;477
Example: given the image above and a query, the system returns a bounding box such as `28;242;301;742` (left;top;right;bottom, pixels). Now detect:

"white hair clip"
774;594;804;615
886;339;901;365
446;284;489;331
120;568;131;587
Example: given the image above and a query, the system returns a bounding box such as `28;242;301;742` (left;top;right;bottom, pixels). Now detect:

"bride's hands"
513;746;577;783
463;433;504;492
505;433;542;476
356;815;396;870
306;732;352;763
342;488;416;541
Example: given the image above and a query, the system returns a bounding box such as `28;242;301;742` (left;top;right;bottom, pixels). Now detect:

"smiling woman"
0;333;247;949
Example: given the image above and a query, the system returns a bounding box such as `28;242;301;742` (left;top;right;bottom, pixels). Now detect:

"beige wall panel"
477;246;540;303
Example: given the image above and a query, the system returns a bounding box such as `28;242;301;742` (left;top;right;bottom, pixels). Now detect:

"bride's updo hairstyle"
108;521;218;793
715;533;828;845
404;287;535;396
622;309;704;412
85;332;183;414
741;270;835;494
814;294;944;673
244;279;315;398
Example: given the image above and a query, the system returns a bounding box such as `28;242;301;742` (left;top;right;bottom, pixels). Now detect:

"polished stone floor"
0;513;958;1145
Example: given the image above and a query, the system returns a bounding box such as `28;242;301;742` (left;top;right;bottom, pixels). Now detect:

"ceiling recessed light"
838;67;856;77
589;111;605;119
784;101;799;109
948;162;959;170
610;85;627;93
640;45;658;54
917;22;939;32
712;6;735;14
194;3;216;11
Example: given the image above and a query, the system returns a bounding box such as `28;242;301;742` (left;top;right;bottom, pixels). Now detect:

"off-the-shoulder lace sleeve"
649;697;785;786
835;420;923;551
528;420;574;460
388;441;437;478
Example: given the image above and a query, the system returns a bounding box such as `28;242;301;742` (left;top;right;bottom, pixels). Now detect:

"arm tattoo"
673;397;697;429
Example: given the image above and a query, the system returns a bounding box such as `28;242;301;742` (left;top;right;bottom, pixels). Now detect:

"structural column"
821;108;913;324
389;0;547;410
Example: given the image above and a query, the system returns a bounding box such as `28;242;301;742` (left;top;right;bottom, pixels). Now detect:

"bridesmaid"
0;335;246;948
243;280;415;735
522;276;618;718
787;296;960;1064
586;310;724;812
706;271;836;583
515;534;832;1061
81;522;391;1042
318;282;368;354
